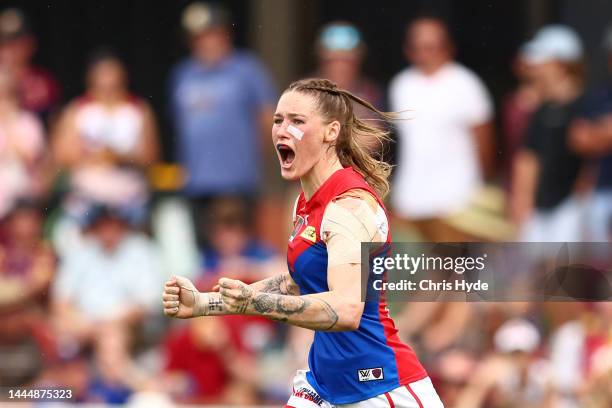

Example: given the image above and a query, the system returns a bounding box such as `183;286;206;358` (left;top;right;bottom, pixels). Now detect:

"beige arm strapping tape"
180;285;208;316
321;197;387;267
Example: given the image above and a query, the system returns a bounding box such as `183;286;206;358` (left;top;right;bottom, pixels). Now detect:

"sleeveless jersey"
287;167;427;404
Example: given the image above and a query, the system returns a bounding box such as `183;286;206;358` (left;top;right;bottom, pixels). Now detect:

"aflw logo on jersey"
357;367;384;382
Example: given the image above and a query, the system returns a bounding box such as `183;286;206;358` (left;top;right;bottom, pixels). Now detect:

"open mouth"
276;143;295;167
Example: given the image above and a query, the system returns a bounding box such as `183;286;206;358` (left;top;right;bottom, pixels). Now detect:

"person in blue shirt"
168;2;276;244
197;197;280;290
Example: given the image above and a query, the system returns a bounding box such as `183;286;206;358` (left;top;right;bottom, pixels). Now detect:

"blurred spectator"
430;349;476;407
579;304;612;407
396;301;473;358
197;197;280;289
548;303;612;407
0;8;61;123
168;2;276;245
163;316;258;404
194;197;280;398
569;23;612;241
0;200;55;386
511;25;587;242
502;55;542;190
315;22;384;118
389;16;495;241
0;68;47;218
455;318;552;408
85;322;141;404
52;49;159;231
51;204;163;361
313;22;386;154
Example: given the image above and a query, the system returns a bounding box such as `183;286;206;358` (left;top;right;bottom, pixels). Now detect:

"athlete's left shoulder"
328;187;390;243
335;188;379;208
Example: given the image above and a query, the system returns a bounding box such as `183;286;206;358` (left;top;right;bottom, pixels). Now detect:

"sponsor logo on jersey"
300;225;317;242
357;367;384;382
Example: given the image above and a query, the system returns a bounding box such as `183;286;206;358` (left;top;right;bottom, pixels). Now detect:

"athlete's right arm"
162;273;299;319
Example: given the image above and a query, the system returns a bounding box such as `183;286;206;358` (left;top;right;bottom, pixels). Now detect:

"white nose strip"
287;124;304;141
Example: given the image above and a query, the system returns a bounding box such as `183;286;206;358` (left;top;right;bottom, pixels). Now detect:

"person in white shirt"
389;17;494;241
52;204;163;365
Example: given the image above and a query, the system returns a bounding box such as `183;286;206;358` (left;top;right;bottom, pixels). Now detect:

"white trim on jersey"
292;194;300;223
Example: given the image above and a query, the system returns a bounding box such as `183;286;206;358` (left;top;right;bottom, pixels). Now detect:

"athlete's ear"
324;120;341;143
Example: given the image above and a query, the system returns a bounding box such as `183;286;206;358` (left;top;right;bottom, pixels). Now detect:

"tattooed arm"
162;276;225;318
218;261;364;332
249;273;300;295
162;273;300;318
216;193;379;331
163;266;362;332
164;196;372;331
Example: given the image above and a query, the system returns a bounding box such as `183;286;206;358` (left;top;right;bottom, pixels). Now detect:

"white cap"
494;318;541;353
521;24;583;64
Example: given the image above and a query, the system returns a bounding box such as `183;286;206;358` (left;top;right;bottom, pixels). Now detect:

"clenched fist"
162;276;201;318
218;278;255;314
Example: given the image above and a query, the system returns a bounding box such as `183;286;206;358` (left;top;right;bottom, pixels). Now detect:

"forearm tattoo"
208;295;224;313
276;295;308;315
252;293;275;313
237;285;253;314
251;293;339;330
311;296;339;330
260;275;286;294
257;274;299;295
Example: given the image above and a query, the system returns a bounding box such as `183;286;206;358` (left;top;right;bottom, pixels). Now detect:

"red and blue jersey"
287;167;427;404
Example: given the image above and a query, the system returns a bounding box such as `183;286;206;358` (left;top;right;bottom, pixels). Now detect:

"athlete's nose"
275;120;292;140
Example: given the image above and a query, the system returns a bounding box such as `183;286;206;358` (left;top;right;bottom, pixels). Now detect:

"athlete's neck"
301;156;343;201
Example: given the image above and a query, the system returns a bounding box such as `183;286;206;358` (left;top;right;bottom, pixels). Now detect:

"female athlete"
162;78;444;407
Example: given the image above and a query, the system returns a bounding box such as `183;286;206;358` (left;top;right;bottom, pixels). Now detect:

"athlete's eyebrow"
273;112;308;119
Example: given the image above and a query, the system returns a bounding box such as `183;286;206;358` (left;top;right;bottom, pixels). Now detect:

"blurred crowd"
0;2;611;407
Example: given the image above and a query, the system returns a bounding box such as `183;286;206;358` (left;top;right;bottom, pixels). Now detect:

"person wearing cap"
168;2;276;245
511;25;587;242
315;22;384;123
51;201;164;403
568;23;612;241
388;16;495;242
0;8;60;123
454;318;551;408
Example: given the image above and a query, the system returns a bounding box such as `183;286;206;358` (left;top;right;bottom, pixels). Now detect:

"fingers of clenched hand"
175;275;195;290
163;278;180;316
218;278;252;313
218;278;249;298
218;278;240;290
